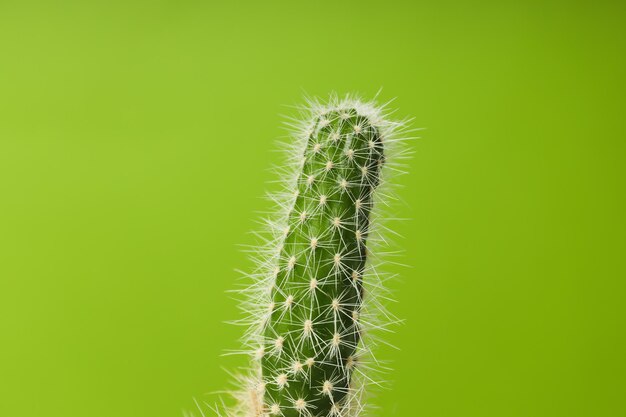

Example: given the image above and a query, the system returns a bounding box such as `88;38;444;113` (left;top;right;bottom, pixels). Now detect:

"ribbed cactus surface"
261;109;384;416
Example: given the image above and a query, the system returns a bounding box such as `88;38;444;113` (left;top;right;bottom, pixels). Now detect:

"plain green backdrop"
1;1;625;416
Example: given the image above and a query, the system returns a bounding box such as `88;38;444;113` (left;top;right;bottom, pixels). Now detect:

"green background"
1;1;624;416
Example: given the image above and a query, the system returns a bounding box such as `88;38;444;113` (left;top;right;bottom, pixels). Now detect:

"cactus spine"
219;95;409;417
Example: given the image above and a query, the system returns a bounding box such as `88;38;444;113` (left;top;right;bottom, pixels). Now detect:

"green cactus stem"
261;107;385;417
215;95;410;417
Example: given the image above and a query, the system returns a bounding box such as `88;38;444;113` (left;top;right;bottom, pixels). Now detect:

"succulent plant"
212;95;410;417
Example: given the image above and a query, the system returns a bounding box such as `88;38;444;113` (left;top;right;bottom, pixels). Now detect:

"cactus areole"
262;108;384;417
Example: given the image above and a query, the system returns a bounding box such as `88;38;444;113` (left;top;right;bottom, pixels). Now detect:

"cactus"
213;95;410;417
